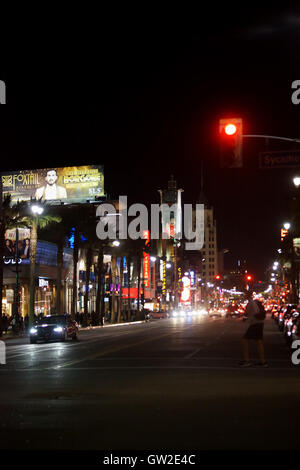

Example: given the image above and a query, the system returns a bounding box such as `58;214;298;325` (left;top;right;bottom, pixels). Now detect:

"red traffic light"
219;118;243;168
215;275;221;280
245;274;253;282
224;123;237;135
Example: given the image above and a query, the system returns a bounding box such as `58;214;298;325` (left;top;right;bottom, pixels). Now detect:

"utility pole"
117;260;123;323
173;241;178;309
111;255;117;323
13;228;20;319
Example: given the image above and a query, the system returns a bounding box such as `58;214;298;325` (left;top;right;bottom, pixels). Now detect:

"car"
171;308;187;318
270;305;280;319
273;305;284;323
29;314;79;344
225;304;241;318
150;311;169;319
209;308;223;317
284;310;300;346
291;316;300;344
278;305;297;332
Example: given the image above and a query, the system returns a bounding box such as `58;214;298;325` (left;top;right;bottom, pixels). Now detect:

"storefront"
2;240;73;318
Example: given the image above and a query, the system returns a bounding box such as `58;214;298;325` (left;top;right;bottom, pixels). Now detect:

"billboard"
4;228;31;262
1;165;104;204
293;238;300;259
143;230;150;288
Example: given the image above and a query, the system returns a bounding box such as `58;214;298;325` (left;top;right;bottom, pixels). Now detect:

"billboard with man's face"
1;165;104;204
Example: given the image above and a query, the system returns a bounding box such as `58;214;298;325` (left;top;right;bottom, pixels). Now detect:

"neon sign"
181;276;191;303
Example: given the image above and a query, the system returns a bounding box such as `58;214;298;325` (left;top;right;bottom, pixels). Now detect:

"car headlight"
30;328;38;334
54;326;63;333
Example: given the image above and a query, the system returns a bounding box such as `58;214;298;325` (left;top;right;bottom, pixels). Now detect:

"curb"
1;320;146;341
0;334;28;341
80;321;145;331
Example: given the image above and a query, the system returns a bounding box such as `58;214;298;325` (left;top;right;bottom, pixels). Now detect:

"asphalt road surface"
1;314;299;450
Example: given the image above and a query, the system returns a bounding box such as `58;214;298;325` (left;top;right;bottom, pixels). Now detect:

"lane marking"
45;323;206;370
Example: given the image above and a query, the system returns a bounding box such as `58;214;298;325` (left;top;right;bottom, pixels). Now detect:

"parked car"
29;314;79;344
283;309;300;346
291;314;300;343
278;305;297;331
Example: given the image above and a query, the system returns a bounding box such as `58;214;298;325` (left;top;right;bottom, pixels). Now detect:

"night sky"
0;5;299;278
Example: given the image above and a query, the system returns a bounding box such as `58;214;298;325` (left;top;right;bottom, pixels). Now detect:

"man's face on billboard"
45;170;58;186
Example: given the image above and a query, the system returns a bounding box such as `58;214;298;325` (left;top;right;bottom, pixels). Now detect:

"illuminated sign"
39;278;49;288
1;165;104;204
178;267;182;289
162;261;166;295
293;238;300;258
181;276;191;303
143;230;150;288
3;258;22;265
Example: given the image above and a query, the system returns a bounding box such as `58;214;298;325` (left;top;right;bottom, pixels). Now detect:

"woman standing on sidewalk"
239;290;268;367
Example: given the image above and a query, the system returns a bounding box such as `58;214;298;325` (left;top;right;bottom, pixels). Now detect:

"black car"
29;314;79;344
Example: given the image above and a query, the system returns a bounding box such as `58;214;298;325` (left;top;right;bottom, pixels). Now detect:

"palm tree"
21;201;61;326
39;205;78;315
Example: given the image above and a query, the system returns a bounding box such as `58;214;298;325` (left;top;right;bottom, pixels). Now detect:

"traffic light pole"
243;135;300;144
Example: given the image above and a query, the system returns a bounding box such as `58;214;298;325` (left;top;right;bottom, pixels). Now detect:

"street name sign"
260;150;300;169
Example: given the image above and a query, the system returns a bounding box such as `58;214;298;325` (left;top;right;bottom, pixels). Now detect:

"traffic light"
215;274;221;281
245;274;253;282
219;118;243;168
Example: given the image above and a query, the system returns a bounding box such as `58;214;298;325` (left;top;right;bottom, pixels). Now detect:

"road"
0;314;299;450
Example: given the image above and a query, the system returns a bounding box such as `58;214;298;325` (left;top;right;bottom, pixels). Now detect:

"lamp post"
13;228;21;321
29;204;44;326
111;240;120;323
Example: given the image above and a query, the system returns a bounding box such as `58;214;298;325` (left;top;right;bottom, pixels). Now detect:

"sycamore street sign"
260;150;300;169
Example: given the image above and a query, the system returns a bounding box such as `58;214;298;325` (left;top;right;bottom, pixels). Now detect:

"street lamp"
29;203;44;326
293;176;300;188
31;205;44;216
283;222;291;231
